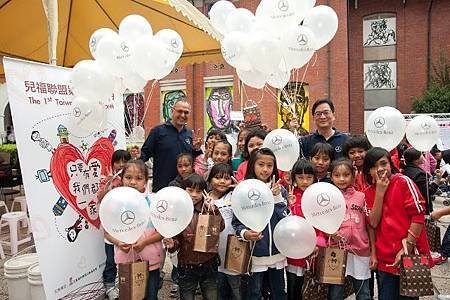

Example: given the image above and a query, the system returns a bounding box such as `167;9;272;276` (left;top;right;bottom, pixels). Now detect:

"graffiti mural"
277;82;310;136
363;17;396;47
160;90;187;122
123;92;144;135
364;62;396;89
205;86;233;133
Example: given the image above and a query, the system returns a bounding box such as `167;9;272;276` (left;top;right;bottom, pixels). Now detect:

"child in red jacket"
363;147;431;300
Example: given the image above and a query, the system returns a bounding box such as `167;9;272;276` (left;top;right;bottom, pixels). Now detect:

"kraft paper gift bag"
193;210;222;253
119;260;148;300
224;234;251;274
316;246;348;285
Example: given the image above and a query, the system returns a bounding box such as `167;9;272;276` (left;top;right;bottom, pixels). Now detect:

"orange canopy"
0;0;223;80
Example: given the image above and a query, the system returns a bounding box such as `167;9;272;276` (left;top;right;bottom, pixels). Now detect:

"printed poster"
3;57;125;299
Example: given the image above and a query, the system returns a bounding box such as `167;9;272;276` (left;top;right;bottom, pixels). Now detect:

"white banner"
3;57;125;299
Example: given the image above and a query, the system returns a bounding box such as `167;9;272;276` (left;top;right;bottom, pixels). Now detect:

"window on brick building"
362;13;397;122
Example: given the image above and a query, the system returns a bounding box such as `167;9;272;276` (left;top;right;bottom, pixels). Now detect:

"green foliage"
0;143;18;166
412;50;450;113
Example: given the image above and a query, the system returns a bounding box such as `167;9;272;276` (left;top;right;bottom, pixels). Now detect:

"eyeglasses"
314;110;332;117
174;109;190;115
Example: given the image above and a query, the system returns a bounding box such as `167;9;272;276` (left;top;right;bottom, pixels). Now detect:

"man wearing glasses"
299;98;348;159
141;99;203;192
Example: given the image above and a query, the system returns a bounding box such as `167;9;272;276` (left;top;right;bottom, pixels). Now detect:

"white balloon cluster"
209;0;338;89
365;106;440;152
69;15;183;132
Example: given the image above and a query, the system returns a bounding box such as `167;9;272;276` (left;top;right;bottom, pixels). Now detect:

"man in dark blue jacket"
141;99;202;192
299;98;348;159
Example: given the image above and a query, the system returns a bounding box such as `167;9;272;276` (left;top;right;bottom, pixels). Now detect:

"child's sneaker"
432;254;448;265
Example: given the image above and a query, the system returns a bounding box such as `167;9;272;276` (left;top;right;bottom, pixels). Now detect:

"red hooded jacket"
364;173;432;275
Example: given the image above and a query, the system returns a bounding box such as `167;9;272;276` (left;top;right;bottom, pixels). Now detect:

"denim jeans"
442;226;450;258
178;257;219;300
327;277;371;300
103;243;116;284
246;268;286;300
146;268;160;300
286;272;303;300
377;271;418;300
217;272;241;300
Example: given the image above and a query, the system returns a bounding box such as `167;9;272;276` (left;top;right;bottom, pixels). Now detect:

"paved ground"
0;194;449;299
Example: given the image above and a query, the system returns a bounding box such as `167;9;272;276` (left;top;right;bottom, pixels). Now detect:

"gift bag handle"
244;99;257;108
401;239;419;256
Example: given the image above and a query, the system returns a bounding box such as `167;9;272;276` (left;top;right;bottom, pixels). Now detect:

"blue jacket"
298;128;348;159
232;193;289;258
140;121;202;192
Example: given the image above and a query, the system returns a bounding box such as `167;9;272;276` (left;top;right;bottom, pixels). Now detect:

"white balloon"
99;187;150;244
296;0;316;23
150;187;194;238
231;179;274;232
153;63;174;80
225;8;255;34
365;106;406;151
70;96;107;133
273;216;316;259
209;0;236;34
256;0;298;38
237;68;267;89
119;14;152;42
132;37;172;80
89;28;117;59
263;129;299;171
406;115;440;151
70;60;114;101
301;182;346;234
221;31;252;71
96;35;133;78
248;33;282;74
123;72;147;93
155;29;184;63
267;68;290;89
281;25;316;69
303;5;338;50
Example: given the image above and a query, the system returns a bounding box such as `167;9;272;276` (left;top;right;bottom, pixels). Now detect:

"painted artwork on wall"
364;62;397;90
277;82;310;136
123;92;144;135
363;17;396;47
160;89;187;122
204;86;233;133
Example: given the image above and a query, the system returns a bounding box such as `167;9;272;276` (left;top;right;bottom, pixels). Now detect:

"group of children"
97;125;447;300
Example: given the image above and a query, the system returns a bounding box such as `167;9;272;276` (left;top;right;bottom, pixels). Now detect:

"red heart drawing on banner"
402;257;413;269
50;137;114;228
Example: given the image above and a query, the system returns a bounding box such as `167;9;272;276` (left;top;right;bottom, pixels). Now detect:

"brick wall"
144;0;350;135
348;0;450;134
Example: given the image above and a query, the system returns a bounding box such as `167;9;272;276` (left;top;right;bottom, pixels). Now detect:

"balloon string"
139;80;157;128
246;241;257;276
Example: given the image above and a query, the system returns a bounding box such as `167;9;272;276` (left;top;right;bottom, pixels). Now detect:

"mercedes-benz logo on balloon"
316;193;331;207
248;189;261;201
170;39;179;48
374;117;385;128
421;121;431;130
272;135;282;145
156;200;168;213
278;0;289;12
297;34;308;46
73;107;82;117
121;42;129;52
120;210;135;225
